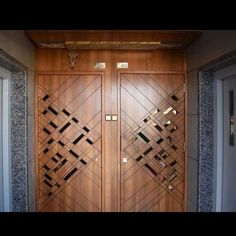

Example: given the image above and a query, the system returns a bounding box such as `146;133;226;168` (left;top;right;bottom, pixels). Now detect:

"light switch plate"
105;115;112;121
117;62;128;68
94;62;106;69
123;157;128;163
112;115;118;121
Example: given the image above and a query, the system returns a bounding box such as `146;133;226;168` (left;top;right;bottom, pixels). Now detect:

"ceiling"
25;30;201;50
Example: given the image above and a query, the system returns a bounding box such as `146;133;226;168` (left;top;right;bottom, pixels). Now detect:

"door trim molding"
0;48;28;212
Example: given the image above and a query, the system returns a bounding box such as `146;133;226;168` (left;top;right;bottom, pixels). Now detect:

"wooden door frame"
0;49;28;212
35;71;105;211
117;70;187;211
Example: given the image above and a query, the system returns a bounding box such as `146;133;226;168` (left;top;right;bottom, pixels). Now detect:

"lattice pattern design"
37;75;102;212
121;73;185;212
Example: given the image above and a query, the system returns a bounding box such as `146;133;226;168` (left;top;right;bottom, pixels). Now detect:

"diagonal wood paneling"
37;74;102;212
120;73;185;212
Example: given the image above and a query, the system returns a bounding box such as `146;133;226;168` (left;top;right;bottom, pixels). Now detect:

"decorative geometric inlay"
38;75;102;211
121;73;185;211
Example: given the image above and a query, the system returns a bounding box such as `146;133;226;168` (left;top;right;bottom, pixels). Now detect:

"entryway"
222;75;236;211
213;63;236;212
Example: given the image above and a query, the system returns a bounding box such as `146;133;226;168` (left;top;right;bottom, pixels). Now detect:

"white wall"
186;30;236;211
0;30;35;211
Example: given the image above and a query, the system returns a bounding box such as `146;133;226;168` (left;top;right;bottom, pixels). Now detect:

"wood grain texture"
35;48;186;211
120;72;185;211
26;30;201;48
37;74;102;212
35;49;185;72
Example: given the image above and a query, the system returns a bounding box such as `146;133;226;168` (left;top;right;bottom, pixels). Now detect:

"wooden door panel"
37;74;102;212
120;73;185;212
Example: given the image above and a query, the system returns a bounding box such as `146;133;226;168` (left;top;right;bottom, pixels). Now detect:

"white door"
222;76;236;211
0;66;11;212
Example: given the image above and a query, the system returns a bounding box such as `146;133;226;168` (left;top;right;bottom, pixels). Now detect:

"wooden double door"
36;52;186;212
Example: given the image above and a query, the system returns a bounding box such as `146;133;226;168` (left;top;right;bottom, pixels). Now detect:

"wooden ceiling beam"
25;30;201;49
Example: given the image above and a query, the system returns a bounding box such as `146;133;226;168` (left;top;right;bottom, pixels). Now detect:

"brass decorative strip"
38;41;183;50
